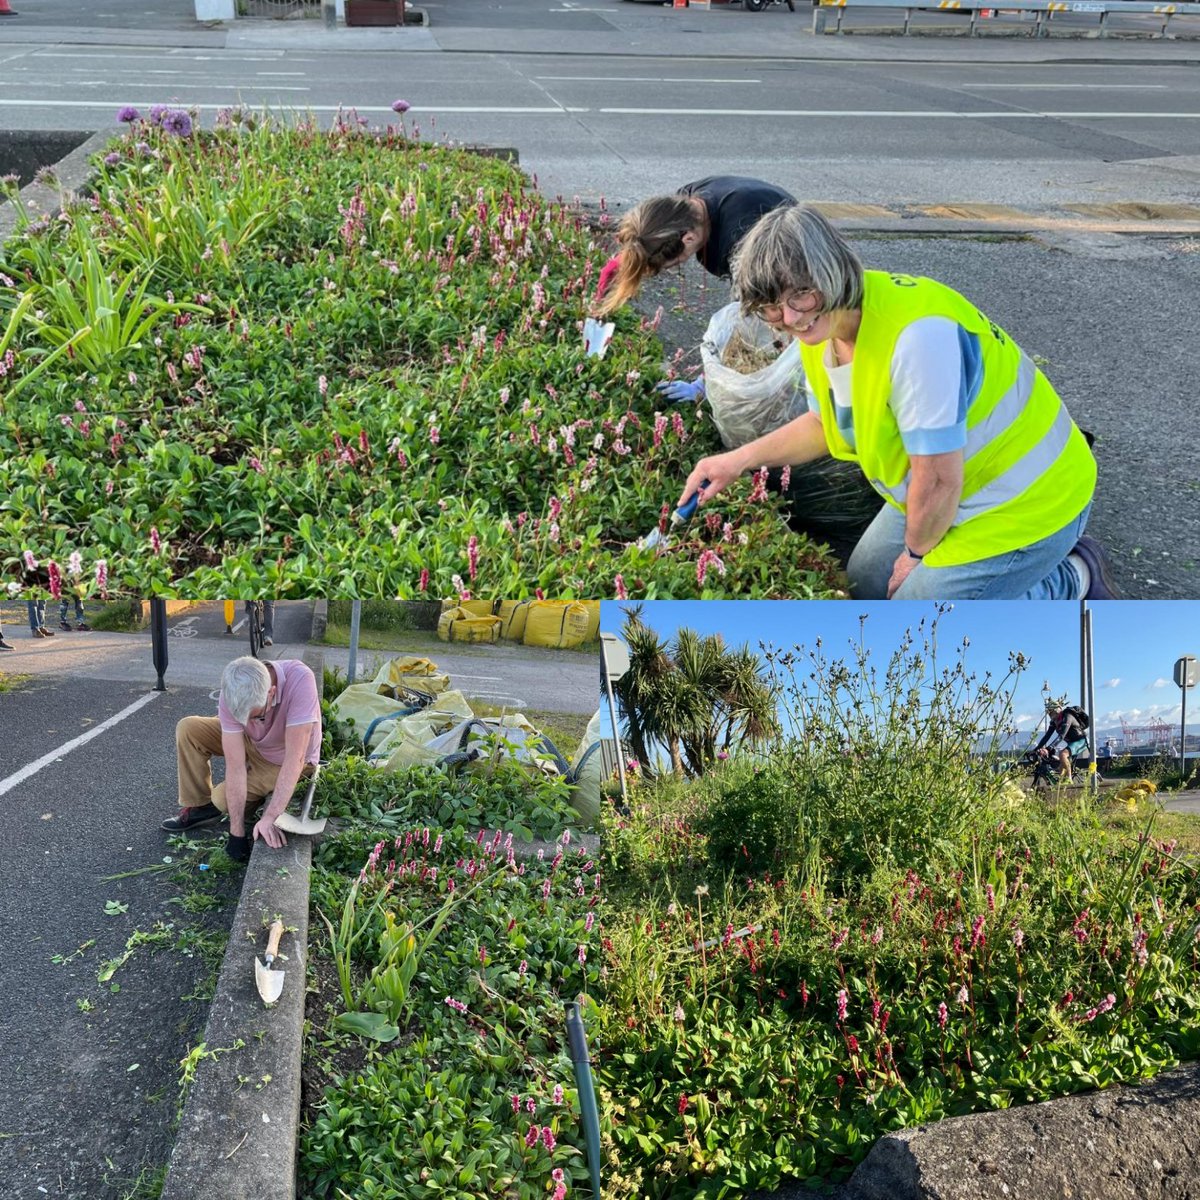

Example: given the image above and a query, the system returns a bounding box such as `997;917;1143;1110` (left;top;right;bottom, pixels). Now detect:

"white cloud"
1150;679;1171;689
1101;678;1120;689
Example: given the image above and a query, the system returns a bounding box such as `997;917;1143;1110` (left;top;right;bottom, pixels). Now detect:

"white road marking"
0;692;161;799
960;83;1168;89
536;75;761;83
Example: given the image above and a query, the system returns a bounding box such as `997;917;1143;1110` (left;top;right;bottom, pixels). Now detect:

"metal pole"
347;600;362;683
1181;678;1188;783
602;661;628;809
322;0;337;28
1085;608;1097;794
150;598;168;692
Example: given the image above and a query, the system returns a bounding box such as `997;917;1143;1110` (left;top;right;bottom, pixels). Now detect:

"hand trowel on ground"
638;479;710;554
254;919;286;1005
273;763;326;835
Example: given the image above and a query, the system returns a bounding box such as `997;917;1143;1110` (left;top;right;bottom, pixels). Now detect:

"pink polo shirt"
218;659;322;766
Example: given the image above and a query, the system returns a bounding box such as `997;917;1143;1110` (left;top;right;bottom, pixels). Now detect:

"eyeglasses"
751;288;822;324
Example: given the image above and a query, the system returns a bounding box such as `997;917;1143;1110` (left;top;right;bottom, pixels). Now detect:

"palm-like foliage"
613;607;780;778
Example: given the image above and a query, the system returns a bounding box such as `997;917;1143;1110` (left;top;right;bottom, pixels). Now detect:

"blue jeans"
846;503;1090;600
26;599;46;631
60;598;85;625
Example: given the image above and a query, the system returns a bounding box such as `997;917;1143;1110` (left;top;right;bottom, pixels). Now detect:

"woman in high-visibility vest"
677;205;1118;600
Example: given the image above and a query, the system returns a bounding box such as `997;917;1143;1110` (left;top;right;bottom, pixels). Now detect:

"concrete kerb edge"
160;641;325;1200
0;128;112;245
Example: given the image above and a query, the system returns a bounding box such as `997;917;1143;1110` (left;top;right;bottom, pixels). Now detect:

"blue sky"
600;601;1200;740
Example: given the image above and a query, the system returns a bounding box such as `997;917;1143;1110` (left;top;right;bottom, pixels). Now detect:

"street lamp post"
1174;655;1198;782
599;633;630;809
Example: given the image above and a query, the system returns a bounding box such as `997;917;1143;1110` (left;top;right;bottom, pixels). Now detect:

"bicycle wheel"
246;602;264;658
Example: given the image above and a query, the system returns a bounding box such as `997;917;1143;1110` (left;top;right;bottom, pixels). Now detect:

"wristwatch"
905;545;924;561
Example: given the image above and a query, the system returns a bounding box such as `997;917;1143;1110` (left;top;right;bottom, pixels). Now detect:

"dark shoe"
59;621;72;632
75;622;91;631
1072;535;1120;600
263;636;273;647
0;637;13;651
225;833;250;863
161;802;223;832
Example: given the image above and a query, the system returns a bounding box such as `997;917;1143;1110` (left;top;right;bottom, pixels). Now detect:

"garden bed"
0;108;845;599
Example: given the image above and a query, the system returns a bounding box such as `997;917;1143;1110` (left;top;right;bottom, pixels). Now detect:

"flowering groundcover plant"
301;822;601;1199
0;109;843;599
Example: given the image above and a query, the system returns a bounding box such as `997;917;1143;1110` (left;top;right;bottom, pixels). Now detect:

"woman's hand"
886;551;920;599
678;449;747;510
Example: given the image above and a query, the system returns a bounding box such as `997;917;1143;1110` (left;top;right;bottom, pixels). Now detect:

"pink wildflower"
524;1124;540;1148
747;465;769;503
150;526;162;554
318;374;328;396
937;1001;948;1029
836;989;848;1023
467;535;479;581
541;1127;556;1151
22;550;37;571
695;548;726;588
614;574;628;600
552;1084;564;1105
444;996;468;1014
429;425;440;446
418;568;429;592
47;561;62;600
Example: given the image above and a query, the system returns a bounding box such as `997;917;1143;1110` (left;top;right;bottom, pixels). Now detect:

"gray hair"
732;205;864;317
222;656;271;724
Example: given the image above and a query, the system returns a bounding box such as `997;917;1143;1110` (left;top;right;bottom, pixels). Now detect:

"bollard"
150;598;169;691
0;0;19;15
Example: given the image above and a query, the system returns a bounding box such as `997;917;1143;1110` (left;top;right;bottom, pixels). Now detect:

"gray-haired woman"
678;205;1118;600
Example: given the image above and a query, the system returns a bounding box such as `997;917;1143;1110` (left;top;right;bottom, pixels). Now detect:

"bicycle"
245;600;266;659
1023;749;1101;794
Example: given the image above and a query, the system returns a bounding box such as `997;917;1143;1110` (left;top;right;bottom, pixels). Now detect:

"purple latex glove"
655;378;705;404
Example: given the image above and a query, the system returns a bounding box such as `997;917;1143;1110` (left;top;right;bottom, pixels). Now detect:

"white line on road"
960;83;1169;89
0;692;161;799
536;75;761;83
173;616;200;627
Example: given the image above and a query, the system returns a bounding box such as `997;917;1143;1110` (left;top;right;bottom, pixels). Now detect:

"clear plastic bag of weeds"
700;302;806;450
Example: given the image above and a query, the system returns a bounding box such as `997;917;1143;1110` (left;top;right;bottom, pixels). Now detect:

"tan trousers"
176;715;282;811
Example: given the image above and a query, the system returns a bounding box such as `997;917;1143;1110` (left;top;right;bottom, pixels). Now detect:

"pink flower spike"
541;1126;556;1151
511;1094;521;1113
552;1084;564;1105
23;550;37;570
149;526;162;554
614;574;628;600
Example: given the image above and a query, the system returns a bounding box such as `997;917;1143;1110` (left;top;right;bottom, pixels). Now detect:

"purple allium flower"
391;99;411;113
148;104;169;126
104;153;122;167
134;142;151;157
117;106;140;123
162;110;193;138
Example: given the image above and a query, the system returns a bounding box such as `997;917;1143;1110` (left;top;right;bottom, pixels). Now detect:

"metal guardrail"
812;0;1200;36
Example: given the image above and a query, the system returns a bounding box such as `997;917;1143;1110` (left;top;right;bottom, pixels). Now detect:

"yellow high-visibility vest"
798;271;1096;567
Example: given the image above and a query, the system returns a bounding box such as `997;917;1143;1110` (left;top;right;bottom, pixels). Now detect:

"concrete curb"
0;128;112;244
160;638;325;1200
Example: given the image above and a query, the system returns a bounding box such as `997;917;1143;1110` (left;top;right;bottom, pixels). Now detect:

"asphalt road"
0;675;242;1200
3;1;1200;212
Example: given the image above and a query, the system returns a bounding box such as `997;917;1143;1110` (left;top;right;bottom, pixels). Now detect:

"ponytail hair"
592;195;700;317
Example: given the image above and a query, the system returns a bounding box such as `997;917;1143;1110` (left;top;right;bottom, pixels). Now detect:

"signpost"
1174;655;1197;780
600;633;630;808
150;598;168;691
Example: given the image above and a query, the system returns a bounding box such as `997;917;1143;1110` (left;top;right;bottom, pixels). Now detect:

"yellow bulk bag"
523;600;591;649
438;607;502;644
581;601;601;643
330;656;450;749
497;600;531;641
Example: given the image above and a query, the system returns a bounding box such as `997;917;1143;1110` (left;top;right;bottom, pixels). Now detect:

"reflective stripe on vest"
866;351;1039;510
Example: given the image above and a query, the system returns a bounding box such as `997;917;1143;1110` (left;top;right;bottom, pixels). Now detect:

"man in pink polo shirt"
162;656;322;863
